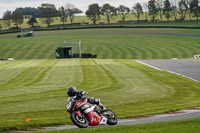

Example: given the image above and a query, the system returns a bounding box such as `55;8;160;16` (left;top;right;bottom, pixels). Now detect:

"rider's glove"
99;103;106;110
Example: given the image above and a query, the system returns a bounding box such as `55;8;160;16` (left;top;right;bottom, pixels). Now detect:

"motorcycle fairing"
99;116;107;125
74;99;88;109
87;110;103;126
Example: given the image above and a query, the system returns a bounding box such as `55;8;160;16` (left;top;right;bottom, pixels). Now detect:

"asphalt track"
120;33;200;38
42;108;200;131
135;59;200;82
82;32;200;38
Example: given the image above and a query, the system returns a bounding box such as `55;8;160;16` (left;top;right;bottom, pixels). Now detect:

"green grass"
1;28;200;59
33;118;200;133
0;59;200;131
1;28;200;132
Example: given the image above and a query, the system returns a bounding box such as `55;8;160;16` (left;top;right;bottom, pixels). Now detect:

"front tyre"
101;109;118;125
70;112;88;128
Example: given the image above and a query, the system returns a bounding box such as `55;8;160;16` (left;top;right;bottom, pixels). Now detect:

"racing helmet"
67;86;77;97
76;90;88;100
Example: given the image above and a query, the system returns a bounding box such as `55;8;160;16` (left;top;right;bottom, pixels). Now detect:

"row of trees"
2;0;200;28
3;10;23;28
86;0;200;24
2;3;83;28
147;0;200;22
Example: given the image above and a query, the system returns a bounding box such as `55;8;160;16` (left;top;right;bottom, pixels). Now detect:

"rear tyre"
101;109;118;125
70;112;88;128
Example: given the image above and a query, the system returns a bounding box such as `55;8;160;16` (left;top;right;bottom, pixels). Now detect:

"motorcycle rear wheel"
101;109;118;125
70;112;88;128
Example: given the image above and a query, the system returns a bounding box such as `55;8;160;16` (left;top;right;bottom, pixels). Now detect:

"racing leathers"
74;90;105;110
87;97;105;110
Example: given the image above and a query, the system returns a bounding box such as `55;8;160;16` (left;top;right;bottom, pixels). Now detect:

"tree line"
1;0;200;29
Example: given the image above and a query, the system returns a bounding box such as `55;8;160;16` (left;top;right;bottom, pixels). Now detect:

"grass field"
1;28;200;59
33;118;200;133
0;59;200;131
1;28;200;132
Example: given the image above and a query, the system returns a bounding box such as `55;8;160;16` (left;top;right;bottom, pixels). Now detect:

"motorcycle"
66;97;118;128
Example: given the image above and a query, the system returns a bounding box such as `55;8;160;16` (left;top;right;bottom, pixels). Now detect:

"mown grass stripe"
120;45;140;59
1;39;19;58
11;38;33;59
78;59;117;92
0;60;40;84
92;59;122;92
25;60;59;86
0;60;48;91
128;45;148;59
116;45;131;59
107;46;120;59
22;39;43;59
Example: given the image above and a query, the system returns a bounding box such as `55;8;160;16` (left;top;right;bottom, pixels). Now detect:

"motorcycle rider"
67;86;105;110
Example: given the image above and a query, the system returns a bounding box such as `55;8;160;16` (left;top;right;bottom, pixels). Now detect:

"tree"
3;11;12;29
164;0;172;21
65;3;83;24
11;10;24;28
27;17;38;27
16;7;38;17
156;0;164;21
37;3;60;27
179;0;187;20
132;3;143;22
170;0;178;21
143;3;149;21
86;3;101;24
183;0;192;20
100;3;117;23
59;6;67;25
148;0;159;22
117;5;130;22
190;0;200;20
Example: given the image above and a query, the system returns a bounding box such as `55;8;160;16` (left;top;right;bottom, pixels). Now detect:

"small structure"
56;41;81;59
0;58;6;61
17;30;33;38
56;46;73;58
8;58;14;61
55;41;97;59
23;15;33;19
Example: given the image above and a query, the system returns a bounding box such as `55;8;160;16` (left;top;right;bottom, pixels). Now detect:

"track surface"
119;33;200;38
136;59;200;81
42;108;200;131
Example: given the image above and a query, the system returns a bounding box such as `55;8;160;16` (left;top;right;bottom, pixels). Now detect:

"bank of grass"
0;59;200;131
1;13;200;30
33;118;200;133
1;28;200;60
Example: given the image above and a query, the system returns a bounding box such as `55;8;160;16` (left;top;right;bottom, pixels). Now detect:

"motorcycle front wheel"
101;109;118;125
70;112;88;128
